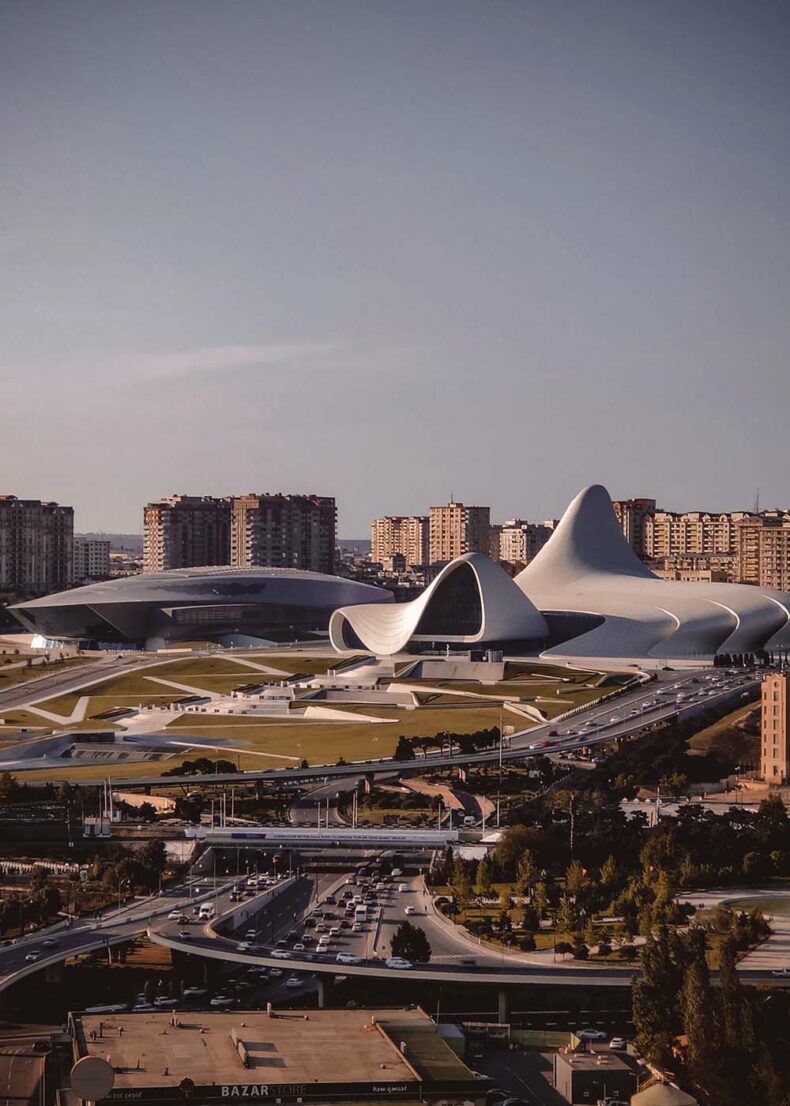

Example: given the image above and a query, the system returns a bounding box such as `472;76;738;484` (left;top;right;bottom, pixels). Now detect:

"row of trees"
393;727;502;761
634;926;788;1105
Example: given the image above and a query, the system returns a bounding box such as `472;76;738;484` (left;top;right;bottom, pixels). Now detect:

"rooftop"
73;1008;475;1093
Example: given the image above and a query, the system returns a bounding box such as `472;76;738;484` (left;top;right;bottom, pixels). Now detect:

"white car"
398;884;408;893
293;942;306;952
771;967;790;977
336;952;363;965
168;910;183;920
269;967;283;977
237;942;251;951
385;957;412;970
329;926;340;936
576;1028;607;1042
404;905;416;916
285;976;303;989
609;1038;628;1050
270;949;291;959
209;996;235;1008
24;952;40;963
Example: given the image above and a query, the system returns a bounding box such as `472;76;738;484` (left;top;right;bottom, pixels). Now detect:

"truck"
198;902;215;920
354;904;368;923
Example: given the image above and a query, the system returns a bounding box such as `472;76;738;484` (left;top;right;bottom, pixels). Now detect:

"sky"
2;1;790;535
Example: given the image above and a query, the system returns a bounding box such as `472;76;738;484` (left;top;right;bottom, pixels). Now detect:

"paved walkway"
680;885;790;971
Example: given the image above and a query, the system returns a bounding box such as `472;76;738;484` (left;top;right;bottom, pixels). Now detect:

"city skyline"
4;1;790;532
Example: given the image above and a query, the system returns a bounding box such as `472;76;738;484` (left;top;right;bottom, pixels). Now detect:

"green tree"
390;921;431;963
474;857;492;898
516;850;538;896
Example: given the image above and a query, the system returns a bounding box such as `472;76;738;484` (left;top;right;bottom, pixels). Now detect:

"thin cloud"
127;342;339;380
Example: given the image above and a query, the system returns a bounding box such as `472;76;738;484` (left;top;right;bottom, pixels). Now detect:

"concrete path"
26;695;90;725
680;886;790;972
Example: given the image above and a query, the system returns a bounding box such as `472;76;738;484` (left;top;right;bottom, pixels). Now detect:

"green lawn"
0;656;98;689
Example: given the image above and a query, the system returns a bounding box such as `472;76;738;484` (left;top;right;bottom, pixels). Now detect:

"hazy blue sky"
3;1;789;534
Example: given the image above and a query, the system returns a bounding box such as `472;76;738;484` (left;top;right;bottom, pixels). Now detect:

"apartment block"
231;493;336;575
761;672;790;784
73;538;111;583
736;517;790;591
370;515;429;569
644;511;752;560
649;553;736;583
498;519;555;566
428;502;490;564
143;495;232;573
0;496;73;595
612;498;656;558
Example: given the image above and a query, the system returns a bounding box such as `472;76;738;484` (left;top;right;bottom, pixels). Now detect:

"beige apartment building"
650;553;736;583
612;498;656;558
0;495;73;595
736;517;790;591
143;495;232;573
644;511;752;560
370;515;428;568
73;538;111;583
231;493;336;575
498;519;555;566
428;502;490;564
761;672;790;784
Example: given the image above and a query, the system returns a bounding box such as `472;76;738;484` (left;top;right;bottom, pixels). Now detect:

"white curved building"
329;552;548;655
514;484;790;662
332;485;790;664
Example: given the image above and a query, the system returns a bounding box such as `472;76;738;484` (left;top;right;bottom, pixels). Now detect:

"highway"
0;871;267;996
149;866;787;991
59;666;758;790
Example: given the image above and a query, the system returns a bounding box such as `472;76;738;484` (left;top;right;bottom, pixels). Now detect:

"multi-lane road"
60;666;758;790
149;864;786;991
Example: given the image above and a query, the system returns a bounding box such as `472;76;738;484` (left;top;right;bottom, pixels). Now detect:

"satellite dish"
71;1056;115;1102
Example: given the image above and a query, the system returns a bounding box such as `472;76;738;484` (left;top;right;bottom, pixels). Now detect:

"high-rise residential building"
428;502;490;565
143;495;232;573
644;511;752;560
0;496;73;595
761;672;790;784
73;538;111;583
735;517;790;591
370;516;429;569
231;494;336;575
498;519;555;566
612;498;656;558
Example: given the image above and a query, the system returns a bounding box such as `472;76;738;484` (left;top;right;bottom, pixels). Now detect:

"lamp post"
117;877;130;916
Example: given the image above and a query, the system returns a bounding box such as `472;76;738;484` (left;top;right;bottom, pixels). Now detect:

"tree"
556;895;579;939
516;850;538;896
393;736;415;762
390;921;431;963
474;857;492;898
532;881;549;919
450;857;473;917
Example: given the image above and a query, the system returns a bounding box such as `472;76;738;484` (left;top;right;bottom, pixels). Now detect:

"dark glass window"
415;563;482;636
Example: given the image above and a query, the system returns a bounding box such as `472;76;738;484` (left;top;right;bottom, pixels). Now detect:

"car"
24;952;40;962
168;910;183;920
351;922;364;933
339;919;351;929
131;1003;154;1012
209;996;236;1008
609;1038;628;1050
154;997;178;1008
41;938;58;948
404;905;416;916
183;987;207;997
293;943;306;952
397;884;408;893
325;895;336;904
244;929;256;940
336;952;363;965
285;976;303;988
576;1028;608;1042
176;914;190;924
237;942;252;951
771;968;790;977
385;957;412;969
270;949;291;959
391;869;403;877
178;930;191;939
269;967;283;977
316;923;328;933
329;926;341;936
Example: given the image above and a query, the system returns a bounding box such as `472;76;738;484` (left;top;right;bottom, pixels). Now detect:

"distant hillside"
77;532;143;553
338;538;371;553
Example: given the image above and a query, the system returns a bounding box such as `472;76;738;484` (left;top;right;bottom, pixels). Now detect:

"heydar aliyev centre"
330;485;790;664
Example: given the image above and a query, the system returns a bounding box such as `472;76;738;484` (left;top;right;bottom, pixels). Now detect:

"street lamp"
117;877;131;915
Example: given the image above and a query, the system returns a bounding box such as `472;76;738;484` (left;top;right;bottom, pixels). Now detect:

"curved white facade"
329;552;548;655
514;484;790;662
331;485;790;663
